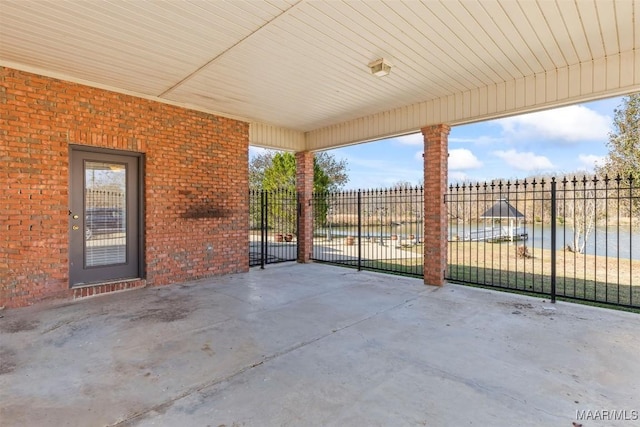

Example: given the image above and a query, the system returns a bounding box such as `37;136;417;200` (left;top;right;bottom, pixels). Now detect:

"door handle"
72;225;79;230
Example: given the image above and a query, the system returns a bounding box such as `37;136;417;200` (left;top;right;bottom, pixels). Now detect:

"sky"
250;96;624;190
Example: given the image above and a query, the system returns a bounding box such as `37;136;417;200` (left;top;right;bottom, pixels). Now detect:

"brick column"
422;124;451;286
296;151;314;263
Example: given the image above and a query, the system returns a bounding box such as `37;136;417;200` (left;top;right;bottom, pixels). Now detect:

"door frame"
68;145;145;287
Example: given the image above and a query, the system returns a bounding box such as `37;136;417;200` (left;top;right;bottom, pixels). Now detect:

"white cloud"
449;149;483;170
342;155;423;189
449;171;469;182
496;105;611;143
347;167;423;189
399;134;503;147
577;154;606;171
393;133;423;145
449;135;503;145
345;156;394;169
493;149;554;171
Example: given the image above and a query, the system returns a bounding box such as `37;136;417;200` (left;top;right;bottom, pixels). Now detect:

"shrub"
516;245;532;258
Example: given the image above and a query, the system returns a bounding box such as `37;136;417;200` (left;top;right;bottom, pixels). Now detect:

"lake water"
320;223;640;260
450;223;639;260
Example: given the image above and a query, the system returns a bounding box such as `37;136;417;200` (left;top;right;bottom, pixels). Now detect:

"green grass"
447;263;640;311
316;245;640;313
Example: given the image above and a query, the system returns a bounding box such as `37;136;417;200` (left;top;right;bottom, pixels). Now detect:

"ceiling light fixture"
368;58;392;77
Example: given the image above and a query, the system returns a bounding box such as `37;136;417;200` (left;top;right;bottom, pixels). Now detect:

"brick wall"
422;124;450;286
0;67;249;308
295;151;314;263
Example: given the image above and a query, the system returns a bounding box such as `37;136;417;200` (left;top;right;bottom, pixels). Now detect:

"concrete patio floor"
1;263;639;427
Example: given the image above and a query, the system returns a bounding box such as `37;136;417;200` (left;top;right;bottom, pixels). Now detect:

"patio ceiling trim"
3;0;639;155
4;51;638;155
0;59;252;125
0;58;309;152
249;123;305;152
250;50;640;152
302;50;640;151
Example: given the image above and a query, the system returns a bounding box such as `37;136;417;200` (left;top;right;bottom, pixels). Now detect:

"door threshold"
71;277;142;289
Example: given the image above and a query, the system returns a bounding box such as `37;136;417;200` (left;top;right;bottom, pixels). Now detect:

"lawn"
446;242;640;304
326;240;640;308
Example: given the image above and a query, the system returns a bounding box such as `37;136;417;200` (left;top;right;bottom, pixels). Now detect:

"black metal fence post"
550;178;556;303
261;190;267;269
357;190;362;271
629;175;634;307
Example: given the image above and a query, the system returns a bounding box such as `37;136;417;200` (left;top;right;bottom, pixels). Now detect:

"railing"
447;176;639;308
456;226;529;242
249;189;298;267
252;176;639;309
311;188;424;277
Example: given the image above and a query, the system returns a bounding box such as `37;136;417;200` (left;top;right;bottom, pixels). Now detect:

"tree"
249;151;275;189
315;152;349;192
390;181;421;222
562;176;605;254
600;93;640;182
250;151;348;234
260;153;299;234
599;93;640;219
262;152;297;191
249;150;349;192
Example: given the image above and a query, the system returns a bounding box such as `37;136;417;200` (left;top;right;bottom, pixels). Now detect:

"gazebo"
480;199;527;244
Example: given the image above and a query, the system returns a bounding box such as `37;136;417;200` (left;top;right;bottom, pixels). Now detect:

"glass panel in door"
84;161;127;267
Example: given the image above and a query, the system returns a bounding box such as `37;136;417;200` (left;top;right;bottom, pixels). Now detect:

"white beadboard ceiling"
1;0;638;151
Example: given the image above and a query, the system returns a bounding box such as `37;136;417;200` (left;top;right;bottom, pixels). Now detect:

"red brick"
0;66;250;308
422;124;450;286
295;151;314;263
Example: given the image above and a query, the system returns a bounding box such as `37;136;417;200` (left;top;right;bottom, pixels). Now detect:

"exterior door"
69;148;141;286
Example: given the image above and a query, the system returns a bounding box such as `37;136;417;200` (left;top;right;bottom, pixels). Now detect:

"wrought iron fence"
446;175;639;308
249;189;298;267
311;187;424;277
252;176;639;309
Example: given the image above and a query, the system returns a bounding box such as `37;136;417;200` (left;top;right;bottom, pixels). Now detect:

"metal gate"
310;188;425;277
249;189;298;267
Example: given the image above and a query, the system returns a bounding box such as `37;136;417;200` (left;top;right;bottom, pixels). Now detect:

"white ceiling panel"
1;0;638;151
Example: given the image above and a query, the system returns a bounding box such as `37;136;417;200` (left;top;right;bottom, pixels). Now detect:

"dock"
450;226;528;243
